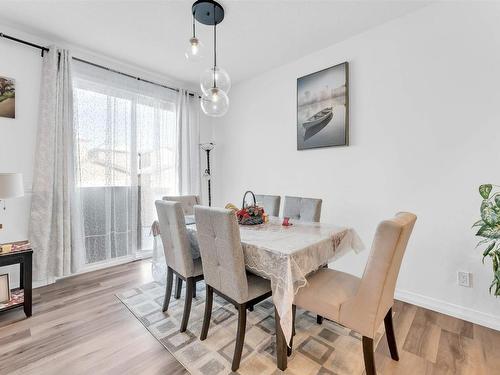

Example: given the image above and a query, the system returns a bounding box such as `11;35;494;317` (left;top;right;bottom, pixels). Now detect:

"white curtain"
177;90;201;196
30;47;82;283
151;90;201;283
30;52;202;280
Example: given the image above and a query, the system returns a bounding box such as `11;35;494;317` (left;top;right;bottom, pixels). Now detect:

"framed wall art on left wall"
0;76;15;119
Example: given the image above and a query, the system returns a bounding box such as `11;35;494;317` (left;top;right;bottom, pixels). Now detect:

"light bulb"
200;66;231;95
185;37;204;62
201;87;229;117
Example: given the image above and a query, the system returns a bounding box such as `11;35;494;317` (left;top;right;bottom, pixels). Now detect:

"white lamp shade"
0;173;24;199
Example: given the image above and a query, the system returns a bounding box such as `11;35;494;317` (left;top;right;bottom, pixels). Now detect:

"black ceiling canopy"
192;0;225;26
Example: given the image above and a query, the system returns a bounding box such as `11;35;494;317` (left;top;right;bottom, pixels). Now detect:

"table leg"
19;261;24;289
23;253;32;317
274;306;287;371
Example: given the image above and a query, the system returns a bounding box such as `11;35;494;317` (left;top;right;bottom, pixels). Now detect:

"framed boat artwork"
296;62;349;150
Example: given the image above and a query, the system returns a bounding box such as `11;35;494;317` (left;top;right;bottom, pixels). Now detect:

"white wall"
0;25;43;287
0;23;213;287
213;2;500;329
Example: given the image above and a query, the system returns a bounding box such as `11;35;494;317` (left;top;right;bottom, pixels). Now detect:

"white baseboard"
395;289;500;331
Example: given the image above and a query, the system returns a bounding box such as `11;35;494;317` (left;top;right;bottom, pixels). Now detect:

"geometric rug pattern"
117;282;385;375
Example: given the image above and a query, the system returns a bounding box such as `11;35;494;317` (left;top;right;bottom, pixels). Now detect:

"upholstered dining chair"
162;195;200;215
255;194;281;217
283;196;322;222
155;200;204;332
291;212;417;375
194;205;272;372
162;195;201;298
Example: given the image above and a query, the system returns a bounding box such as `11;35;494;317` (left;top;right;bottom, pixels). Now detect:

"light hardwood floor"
0;260;498;374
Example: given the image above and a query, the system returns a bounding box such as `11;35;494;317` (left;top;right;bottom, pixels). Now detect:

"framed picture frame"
0;274;11;304
0;76;16;119
296;62;349;150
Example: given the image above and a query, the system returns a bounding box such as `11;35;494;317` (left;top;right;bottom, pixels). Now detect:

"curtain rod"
0;32;200;98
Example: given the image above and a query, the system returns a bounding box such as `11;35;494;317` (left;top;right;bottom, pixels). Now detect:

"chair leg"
249;305;254;312
232;303;247;372
162;267;174;312
193;282;197;298
200;285;213;340
175;276;183;299
384;307;399;361
288;305;297;356
180;278;194;332
362;336;376;375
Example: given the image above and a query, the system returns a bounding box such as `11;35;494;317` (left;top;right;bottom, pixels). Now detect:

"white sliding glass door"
73;62;178;268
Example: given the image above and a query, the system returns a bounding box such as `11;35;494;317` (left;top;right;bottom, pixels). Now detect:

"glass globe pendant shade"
200;66;231;95
201;87;229;117
185;37;204;62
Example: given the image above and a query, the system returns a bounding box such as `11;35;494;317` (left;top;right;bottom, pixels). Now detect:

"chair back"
155;200;195;277
341;212;417;337
283;196;322;222
163;195;200;215
255;194;281;217
194;205;249;303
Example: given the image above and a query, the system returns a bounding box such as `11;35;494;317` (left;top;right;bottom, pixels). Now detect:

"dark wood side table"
0;248;32;317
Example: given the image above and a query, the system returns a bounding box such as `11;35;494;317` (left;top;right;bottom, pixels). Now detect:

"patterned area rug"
117;282;385;375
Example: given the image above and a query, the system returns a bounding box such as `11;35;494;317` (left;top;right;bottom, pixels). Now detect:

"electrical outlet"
458;271;472;288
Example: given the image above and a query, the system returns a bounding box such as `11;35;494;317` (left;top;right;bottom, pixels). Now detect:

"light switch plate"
458;271;472;288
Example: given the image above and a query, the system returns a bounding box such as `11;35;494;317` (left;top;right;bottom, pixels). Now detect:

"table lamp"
0;173;24;231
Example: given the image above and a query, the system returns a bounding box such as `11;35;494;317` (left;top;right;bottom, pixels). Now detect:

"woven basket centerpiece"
236;191;265;225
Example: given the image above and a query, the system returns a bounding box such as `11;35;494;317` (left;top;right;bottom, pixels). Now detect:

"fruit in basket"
225;203;239;213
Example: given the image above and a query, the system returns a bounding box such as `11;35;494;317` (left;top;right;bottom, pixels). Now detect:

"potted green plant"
473;184;500;296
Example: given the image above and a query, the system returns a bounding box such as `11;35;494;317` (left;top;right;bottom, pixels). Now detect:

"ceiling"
0;1;431;86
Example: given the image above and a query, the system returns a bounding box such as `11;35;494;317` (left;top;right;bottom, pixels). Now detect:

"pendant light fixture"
190;0;230;117
185;12;204;62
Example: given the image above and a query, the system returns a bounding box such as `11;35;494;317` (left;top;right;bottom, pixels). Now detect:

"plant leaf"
477;224;500;239
495;194;500;208
490;279;496;294
481;201;499;226
484;241;495;255
472;219;485;228
480;184;493;199
483;242;496;263
476;238;490;248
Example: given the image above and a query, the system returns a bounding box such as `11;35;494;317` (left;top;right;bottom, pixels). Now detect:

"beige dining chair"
162;195;201;298
194;205;272;372
163;195;200;215
155;200;204;332
255;194;281;217
292;212;417;375
283;196;322;222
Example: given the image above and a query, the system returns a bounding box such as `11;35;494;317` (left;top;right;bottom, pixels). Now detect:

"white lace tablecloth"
238;217;364;344
153;216;364;345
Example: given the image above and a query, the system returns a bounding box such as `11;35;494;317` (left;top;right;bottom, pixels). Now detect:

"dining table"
184;215;364;371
